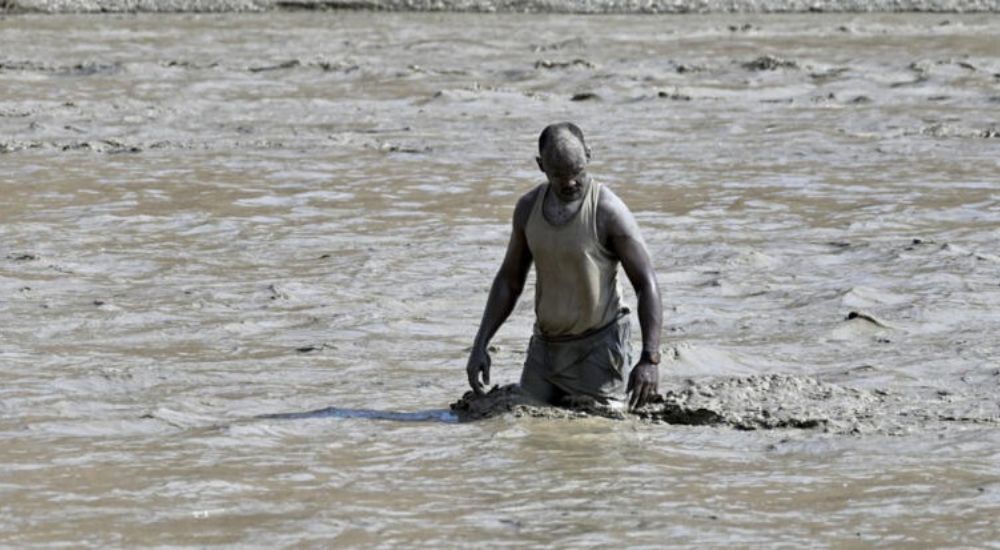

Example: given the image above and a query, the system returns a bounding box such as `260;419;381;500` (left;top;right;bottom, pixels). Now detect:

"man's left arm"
600;189;663;410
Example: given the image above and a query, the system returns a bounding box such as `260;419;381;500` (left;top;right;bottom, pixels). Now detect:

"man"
465;122;663;411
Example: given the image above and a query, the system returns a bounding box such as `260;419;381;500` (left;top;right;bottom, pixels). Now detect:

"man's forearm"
635;283;662;356
473;275;522;349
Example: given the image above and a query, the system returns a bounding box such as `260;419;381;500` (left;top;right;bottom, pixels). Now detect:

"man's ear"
536;155;544;172
585;145;592;161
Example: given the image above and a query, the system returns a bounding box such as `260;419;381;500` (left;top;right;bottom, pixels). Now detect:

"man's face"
543;160;588;201
537;136;590;201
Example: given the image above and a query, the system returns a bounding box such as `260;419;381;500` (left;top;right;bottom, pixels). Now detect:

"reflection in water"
259;406;459;423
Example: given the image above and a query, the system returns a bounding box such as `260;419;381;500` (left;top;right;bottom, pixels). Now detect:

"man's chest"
541;193;583;225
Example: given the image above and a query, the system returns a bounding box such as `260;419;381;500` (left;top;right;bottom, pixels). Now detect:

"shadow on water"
257;406;460;423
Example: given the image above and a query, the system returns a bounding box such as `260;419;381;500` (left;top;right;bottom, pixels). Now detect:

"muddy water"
2;12;1000;546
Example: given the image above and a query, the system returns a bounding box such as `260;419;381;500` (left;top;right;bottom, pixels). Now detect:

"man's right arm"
466;191;535;395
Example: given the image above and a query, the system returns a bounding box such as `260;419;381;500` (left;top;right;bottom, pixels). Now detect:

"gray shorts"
519;310;633;407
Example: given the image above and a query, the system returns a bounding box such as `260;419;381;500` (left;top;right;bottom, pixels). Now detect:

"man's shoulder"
518;184;545;206
596;183;627;211
595;184;636;236
513;184;544;227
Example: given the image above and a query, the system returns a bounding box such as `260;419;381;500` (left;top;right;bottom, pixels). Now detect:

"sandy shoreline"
4;0;1000;13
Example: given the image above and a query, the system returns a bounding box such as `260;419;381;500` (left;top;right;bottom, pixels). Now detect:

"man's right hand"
466;346;492;395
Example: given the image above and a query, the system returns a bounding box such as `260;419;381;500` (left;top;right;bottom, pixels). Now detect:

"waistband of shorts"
533;307;630;344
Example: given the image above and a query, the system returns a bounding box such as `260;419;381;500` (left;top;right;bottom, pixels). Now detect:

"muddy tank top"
524;180;623;338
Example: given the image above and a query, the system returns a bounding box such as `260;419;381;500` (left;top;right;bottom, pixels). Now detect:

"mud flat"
5;0;1000;12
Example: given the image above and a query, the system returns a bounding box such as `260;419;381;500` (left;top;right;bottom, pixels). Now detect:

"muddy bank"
5;0;1000;13
451;373;1000;435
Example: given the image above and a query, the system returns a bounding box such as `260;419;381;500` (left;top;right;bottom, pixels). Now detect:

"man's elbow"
494;270;525;298
506;276;526;298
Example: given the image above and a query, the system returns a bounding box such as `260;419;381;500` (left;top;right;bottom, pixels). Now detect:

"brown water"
2;12;1000;546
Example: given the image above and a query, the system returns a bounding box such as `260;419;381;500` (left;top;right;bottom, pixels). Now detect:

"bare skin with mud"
465;122;662;411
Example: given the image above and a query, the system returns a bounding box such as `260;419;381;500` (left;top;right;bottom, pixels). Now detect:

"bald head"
537;122;590;172
536;122;593;201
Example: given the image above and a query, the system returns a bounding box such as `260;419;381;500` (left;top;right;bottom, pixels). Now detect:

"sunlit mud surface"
2;12;999;546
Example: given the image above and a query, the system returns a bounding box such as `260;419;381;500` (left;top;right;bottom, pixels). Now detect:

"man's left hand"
627;361;659;411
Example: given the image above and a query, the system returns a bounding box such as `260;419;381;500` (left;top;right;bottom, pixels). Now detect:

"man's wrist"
473;338;492;353
640;349;661;365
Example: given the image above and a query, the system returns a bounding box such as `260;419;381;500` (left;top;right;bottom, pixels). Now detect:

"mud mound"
451;375;999;435
634;374;886;432
450;384;628;421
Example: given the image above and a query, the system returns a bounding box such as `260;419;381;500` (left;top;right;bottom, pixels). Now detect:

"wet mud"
451;371;1000;435
4;22;999;155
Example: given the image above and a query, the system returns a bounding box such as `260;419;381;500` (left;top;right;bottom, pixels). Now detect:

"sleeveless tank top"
524;180;623;338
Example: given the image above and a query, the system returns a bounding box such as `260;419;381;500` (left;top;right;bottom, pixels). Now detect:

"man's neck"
543;178;592;225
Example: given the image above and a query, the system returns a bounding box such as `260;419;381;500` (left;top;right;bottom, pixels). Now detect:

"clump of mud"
451;374;999;435
450;384;628;421
634;374;885;432
742;55;800;71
